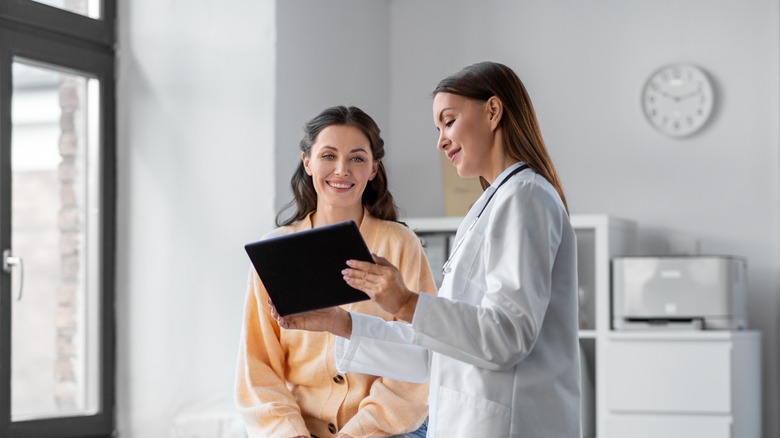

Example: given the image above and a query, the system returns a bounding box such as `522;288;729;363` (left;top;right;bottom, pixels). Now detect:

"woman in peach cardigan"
235;106;435;438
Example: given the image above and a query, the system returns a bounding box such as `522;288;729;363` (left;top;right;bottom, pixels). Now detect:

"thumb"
371;253;392;266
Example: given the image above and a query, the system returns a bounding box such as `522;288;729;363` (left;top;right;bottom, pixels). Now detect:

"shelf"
608;330;760;342
404;216;463;233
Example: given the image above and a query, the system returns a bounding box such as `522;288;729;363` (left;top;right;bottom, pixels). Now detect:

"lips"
446;147;461;162
327;181;354;189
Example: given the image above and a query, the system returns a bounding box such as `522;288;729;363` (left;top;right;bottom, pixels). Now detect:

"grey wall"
274;0;390;214
386;1;779;437
116;1;276;437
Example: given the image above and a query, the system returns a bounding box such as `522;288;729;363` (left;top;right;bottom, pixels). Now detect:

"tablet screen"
245;220;373;316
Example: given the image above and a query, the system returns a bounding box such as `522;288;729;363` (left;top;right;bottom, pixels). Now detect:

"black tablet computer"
244;220;373;316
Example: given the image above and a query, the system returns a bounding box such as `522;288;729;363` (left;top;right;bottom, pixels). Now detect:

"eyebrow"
319;145;369;154
437;107;454;123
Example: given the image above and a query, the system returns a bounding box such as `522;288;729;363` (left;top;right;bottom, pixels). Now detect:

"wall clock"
641;63;715;137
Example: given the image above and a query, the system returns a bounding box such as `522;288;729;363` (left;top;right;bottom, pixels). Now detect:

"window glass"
10;59;102;421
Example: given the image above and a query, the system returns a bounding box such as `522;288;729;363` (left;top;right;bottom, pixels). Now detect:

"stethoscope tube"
442;164;529;275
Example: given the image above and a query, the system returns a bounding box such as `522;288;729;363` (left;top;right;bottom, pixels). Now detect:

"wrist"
331;310;353;339
395;291;419;323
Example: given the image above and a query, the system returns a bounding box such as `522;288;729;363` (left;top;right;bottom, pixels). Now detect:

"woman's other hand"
268;299;352;338
342;254;419;322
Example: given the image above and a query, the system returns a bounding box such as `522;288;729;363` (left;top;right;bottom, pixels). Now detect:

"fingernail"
346;260;354;266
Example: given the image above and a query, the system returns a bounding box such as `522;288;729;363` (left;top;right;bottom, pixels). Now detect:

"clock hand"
673;89;703;102
654;90;677;100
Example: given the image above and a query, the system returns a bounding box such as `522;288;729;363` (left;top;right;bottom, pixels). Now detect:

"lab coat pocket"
434;385;510;437
447;232;485;303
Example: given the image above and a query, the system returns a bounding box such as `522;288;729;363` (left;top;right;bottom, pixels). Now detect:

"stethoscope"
442;164;529;276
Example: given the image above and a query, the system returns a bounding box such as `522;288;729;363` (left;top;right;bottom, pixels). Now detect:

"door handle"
3;249;23;301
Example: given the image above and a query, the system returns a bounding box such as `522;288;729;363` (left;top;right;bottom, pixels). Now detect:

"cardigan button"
328;423;337;434
333;374;345;384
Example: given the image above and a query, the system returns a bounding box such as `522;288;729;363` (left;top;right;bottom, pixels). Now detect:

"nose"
437;130;449;151
334;158;350;175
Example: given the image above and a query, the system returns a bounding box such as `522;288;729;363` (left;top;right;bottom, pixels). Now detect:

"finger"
342;272;375;296
344;268;385;291
268;299;289;327
346;259;376;272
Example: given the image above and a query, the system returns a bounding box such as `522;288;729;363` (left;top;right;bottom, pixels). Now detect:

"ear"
487;96;503;131
301;152;312;176
369;160;379;181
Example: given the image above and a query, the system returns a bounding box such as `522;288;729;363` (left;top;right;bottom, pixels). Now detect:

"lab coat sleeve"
337;239;435;437
411;181;564;370
335;313;431;383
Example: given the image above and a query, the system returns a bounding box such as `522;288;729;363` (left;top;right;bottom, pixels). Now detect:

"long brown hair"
276;106;399;226
433;61;568;211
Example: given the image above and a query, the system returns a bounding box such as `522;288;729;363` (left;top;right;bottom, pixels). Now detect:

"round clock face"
642;64;715;137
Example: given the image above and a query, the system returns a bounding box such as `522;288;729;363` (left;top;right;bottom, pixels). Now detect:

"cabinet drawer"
606;340;731;413
606;414;732;438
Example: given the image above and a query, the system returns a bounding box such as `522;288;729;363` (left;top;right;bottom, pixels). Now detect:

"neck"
482;129;519;185
311;204;365;228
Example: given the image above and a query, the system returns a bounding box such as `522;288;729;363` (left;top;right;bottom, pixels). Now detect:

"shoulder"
365;216;422;248
373;218;420;242
501;170;566;214
260;224;296;240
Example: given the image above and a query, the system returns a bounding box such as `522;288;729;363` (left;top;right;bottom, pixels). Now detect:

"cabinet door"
606;340;731;413
606;414;732;438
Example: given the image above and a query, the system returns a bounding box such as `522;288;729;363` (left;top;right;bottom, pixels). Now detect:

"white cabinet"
605;415;733;438
604;332;761;438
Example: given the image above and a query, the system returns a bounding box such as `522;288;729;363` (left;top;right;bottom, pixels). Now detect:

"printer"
612;256;747;330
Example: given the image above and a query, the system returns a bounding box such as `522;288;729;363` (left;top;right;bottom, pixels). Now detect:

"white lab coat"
335;163;581;437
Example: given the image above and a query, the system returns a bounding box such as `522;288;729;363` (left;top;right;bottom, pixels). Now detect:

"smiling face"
302;124;379;214
433;92;502;181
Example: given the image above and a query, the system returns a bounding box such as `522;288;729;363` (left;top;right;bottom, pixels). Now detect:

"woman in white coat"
273;61;581;438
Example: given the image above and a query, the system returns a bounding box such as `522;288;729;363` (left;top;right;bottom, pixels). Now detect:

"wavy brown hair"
433;61;568;212
276;106;399;227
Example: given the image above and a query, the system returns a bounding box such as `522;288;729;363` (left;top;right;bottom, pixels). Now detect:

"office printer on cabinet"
612;256;747;330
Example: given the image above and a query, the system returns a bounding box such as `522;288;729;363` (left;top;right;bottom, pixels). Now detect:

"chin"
455;166;474;179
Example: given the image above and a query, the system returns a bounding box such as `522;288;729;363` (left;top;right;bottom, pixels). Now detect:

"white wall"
116;1;276;437
387;1;779;437
274;0;390;214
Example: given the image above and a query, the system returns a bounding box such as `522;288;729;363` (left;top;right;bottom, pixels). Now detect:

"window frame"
0;1;116;437
0;0;115;46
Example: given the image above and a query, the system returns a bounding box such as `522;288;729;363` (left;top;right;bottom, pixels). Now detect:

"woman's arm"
235;269;311;438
